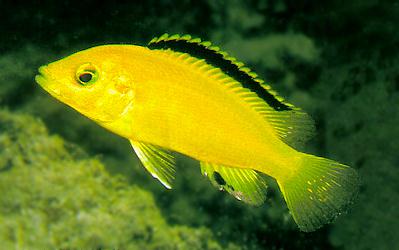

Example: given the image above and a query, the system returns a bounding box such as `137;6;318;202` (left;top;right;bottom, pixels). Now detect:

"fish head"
35;45;135;125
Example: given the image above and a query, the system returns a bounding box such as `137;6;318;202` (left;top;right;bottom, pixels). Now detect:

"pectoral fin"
130;140;176;189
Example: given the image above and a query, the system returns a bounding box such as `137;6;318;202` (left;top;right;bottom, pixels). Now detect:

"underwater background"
0;0;398;249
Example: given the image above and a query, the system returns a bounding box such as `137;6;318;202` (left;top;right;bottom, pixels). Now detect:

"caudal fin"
277;153;359;232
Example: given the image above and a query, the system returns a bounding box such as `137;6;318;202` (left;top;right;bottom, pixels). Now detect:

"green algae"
0;110;237;250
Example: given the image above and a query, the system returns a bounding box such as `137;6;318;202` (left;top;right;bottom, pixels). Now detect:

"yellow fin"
277;153;359;232
148;34;315;147
262;109;315;148
130;140;176;189
200;162;268;206
148;33;296;111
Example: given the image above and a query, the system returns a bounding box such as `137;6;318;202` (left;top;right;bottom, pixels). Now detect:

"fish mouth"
35;66;61;96
35;66;49;88
35;74;47;88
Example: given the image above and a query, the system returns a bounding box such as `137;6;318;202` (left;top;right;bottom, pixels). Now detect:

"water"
0;1;398;249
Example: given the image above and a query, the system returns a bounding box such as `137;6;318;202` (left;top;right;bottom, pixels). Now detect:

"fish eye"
76;63;99;86
79;73;93;83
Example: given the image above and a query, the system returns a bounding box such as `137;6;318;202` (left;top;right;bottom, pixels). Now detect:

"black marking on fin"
213;171;226;186
148;37;292;111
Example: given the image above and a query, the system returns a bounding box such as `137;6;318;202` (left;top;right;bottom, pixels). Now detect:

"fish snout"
38;65;48;76
35;66;49;86
35;65;62;96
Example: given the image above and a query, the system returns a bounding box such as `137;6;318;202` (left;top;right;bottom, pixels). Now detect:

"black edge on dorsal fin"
147;34;292;111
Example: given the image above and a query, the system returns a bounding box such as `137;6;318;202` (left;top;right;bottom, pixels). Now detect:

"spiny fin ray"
148;33;293;112
148;34;315;147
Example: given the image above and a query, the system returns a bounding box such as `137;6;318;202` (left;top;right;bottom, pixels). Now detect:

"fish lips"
35;66;62;96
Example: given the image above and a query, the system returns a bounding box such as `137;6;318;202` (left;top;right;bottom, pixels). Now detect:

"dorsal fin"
148;34;315;147
148;33;293;111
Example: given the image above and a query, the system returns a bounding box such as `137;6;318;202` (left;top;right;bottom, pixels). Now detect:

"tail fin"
277;153;359;232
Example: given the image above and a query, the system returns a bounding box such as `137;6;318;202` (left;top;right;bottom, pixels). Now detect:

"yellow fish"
35;34;358;232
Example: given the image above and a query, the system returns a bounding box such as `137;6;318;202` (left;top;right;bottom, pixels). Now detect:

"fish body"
124;46;295;177
36;34;359;232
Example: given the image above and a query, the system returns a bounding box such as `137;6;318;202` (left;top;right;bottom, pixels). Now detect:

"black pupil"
79;73;93;83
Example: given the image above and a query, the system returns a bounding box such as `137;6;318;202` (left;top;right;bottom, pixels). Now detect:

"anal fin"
130;140;176;189
200;162;268;206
